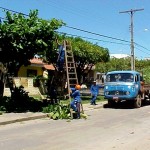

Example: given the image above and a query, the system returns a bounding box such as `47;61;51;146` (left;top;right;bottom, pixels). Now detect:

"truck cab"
104;70;142;108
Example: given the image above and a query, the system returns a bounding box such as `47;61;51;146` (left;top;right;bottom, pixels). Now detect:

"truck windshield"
106;73;134;82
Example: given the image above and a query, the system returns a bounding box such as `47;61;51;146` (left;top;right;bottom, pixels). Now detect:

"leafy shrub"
10;86;30;111
42;103;71;120
0;88;44;112
42;102;88;120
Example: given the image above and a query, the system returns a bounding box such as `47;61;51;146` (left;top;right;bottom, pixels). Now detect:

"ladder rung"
68;67;75;68
69;78;78;80
67;54;73;56
66;56;74;58
67;61;74;63
66;44;71;47
66;49;72;52
66;50;72;53
68;72;76;74
70;84;77;86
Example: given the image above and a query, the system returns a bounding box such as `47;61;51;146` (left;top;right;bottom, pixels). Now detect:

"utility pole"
119;8;144;70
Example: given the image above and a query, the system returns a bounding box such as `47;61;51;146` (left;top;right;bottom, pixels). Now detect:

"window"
106;73;134;82
27;69;37;77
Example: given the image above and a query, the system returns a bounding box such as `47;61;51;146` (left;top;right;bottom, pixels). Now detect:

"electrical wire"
64;25;131;43
0;6;28;16
57;31;130;46
0;6;150;57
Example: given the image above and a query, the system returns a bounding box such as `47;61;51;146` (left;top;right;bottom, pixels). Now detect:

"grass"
60;95;106;105
30;94;106;106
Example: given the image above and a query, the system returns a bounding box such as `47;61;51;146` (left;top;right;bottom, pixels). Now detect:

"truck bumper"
104;95;136;101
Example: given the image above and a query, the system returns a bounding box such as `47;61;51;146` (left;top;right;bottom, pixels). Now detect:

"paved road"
0;104;150;150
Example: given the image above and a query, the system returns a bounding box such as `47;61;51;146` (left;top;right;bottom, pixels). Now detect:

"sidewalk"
0;101;107;125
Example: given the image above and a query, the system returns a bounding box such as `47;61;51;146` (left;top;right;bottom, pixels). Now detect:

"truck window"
135;74;140;82
106;73;134;82
140;75;143;81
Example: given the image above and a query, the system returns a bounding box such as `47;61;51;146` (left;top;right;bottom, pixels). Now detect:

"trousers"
91;95;97;104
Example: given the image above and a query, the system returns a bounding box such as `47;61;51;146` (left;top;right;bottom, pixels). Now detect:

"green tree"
96;57;150;83
96;57;131;73
43;35;110;87
0;10;64;96
62;37;109;83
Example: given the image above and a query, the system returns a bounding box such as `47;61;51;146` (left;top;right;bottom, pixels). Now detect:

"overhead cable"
0;6;150;53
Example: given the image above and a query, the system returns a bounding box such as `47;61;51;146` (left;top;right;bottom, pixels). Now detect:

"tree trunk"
0;80;4;99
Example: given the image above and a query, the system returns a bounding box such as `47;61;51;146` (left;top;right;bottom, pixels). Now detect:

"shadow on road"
103;100;150;109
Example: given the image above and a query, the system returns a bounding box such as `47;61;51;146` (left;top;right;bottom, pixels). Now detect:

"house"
18;57;55;77
4;57;55;96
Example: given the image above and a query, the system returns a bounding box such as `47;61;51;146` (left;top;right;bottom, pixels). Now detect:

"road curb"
0;102;107;125
0;114;48;126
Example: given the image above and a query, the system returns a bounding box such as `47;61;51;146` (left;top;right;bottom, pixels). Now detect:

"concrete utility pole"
119;8;144;70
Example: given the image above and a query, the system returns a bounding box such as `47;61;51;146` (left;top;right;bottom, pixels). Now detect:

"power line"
58;31;150;58
0;6;28;16
0;6;149;56
135;46;150;56
0;6;131;44
57;31;130;46
134;42;150;52
64;25;131;44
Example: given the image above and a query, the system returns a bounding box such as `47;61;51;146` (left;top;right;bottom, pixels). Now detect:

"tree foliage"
96;57;150;83
51;36;110;83
0;10;64;76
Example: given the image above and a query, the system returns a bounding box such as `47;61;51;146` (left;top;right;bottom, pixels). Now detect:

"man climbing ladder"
56;39;84;118
63;40;84;118
57;40;65;72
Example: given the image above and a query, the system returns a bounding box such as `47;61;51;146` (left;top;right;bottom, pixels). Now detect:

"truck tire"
108;100;116;108
134;94;142;108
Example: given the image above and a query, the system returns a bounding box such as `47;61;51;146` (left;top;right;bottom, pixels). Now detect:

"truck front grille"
108;91;125;95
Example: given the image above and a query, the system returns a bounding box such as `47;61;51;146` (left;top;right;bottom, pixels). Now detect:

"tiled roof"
30;58;44;64
30;58;55;70
44;64;55;70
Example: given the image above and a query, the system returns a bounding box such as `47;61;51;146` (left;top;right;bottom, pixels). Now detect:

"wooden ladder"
64;40;84;118
64;40;78;97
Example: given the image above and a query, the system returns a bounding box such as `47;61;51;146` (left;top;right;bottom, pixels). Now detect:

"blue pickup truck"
104;70;148;108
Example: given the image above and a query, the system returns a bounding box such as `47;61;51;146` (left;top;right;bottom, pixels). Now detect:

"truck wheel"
134;94;142;108
108;100;115;108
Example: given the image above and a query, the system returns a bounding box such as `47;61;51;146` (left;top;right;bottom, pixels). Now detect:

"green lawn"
30;94;106;105
60;95;106;104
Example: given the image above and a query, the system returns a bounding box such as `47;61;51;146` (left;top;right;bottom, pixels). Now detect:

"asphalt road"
0;104;150;150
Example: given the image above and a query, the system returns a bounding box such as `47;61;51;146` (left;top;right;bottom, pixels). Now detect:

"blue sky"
0;0;150;59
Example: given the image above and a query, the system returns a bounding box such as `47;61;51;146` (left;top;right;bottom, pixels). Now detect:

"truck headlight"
128;85;135;91
128;85;131;89
126;91;130;95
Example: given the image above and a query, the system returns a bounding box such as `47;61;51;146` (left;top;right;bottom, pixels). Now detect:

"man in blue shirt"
90;81;103;105
70;85;81;118
57;44;65;72
56;39;66;72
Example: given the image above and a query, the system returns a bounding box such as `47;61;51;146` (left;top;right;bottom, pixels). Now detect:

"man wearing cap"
90;81;103;105
70;85;82;118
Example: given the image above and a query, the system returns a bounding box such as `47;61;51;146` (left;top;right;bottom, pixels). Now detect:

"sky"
0;0;150;59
